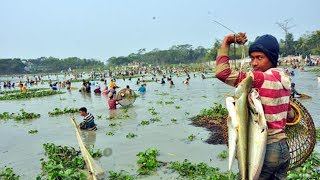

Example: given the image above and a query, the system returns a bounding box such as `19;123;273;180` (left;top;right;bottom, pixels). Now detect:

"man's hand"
222;32;248;48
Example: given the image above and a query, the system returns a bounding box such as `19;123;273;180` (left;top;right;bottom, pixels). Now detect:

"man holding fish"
215;33;295;179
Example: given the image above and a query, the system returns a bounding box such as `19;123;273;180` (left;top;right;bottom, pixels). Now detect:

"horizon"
1;0;320;60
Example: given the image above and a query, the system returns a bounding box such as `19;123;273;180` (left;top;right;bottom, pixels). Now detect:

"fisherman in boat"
215;33;295;179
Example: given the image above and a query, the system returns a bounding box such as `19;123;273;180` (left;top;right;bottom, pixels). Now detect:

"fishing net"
71;117;105;180
286;98;316;170
116;88;136;106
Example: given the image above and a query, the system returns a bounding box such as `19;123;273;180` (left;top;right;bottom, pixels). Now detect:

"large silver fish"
226;76;267;180
248;89;267;180
234;75;252;179
226;96;238;175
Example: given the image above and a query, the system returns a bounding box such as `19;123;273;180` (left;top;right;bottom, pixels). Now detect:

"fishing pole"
212;19;237;69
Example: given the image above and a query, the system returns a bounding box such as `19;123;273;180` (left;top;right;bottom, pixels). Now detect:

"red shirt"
108;98;118;110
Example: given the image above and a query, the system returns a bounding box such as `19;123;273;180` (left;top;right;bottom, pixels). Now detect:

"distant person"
94;87;101;94
102;86;108;94
21;84;27;94
170;80;175;87
138;84;146;93
78;107;97;131
109;80;116;88
290;83;301;98
183;77;190;84
161;78;165;84
108;93;121;110
66;79;71;90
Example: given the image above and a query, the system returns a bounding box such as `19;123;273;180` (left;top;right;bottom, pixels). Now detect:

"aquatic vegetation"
305;68;320;72
0;112;12;120
156;100;164;105
316;127;320;141
192;103;228;121
180;98;184;101
201;95;207;98
156;92;169;96
109;122;121;127
171;118;177;123
287;152;320;179
88;148;102;158
150;117;161;123
38;143;87;179
0;167;20;180
106;131;115;136
188;134;196;141
175;106;181;109
0;88;48;94
136;148;160;175
108;170;134;180
48;107;78;116
12;109;41;121
165;101;174;105
185;112;190;115
126;133;137;139
140;120;150;126
28;129;38;134
168;159;233;179
147;107;158;116
97;115;102;119
122;107;129;113
217;150;228;160
0;109;40;121
0;90;65;100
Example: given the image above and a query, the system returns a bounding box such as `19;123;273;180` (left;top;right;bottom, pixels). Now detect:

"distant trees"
0;57;104;75
279;30;320;57
107;44;208;67
0;59;25;74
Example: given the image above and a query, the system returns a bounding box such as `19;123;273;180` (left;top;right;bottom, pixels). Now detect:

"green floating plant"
108;170;134;180
0;109;40;121
48;107;78;116
136;148;160;175
188;134;196;141
0;90;65;100
140;120;150;126
217;150;228;160
0;167;20;180
126;133;137;139
287;152;320;179
150;117;161;123
37;143;87;180
171;118;177;123
28;129;38;134
106;131;115;136
168;159;234;179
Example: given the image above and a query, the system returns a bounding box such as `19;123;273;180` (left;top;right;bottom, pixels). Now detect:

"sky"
1;0;319;61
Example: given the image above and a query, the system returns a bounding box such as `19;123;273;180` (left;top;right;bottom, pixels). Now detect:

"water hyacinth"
0;90;65;100
0;109;40;121
48;107;78;116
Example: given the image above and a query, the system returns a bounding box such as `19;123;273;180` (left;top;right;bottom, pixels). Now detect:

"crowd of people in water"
0;62;315;131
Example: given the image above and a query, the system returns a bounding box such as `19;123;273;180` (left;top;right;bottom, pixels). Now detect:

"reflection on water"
0;70;320;179
80;131;97;149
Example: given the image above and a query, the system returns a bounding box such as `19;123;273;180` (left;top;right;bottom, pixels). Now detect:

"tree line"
0;57;104;75
107;29;320;67
1;29;319;74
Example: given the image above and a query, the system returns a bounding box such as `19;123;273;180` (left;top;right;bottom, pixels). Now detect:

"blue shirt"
138;86;146;93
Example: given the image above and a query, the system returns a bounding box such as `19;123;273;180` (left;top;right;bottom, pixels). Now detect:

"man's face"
79;111;86;116
250;52;274;72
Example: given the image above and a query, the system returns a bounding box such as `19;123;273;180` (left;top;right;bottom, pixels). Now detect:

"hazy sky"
1;0;319;60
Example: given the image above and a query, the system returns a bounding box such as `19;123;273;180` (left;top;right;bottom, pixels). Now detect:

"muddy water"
0;69;319;179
